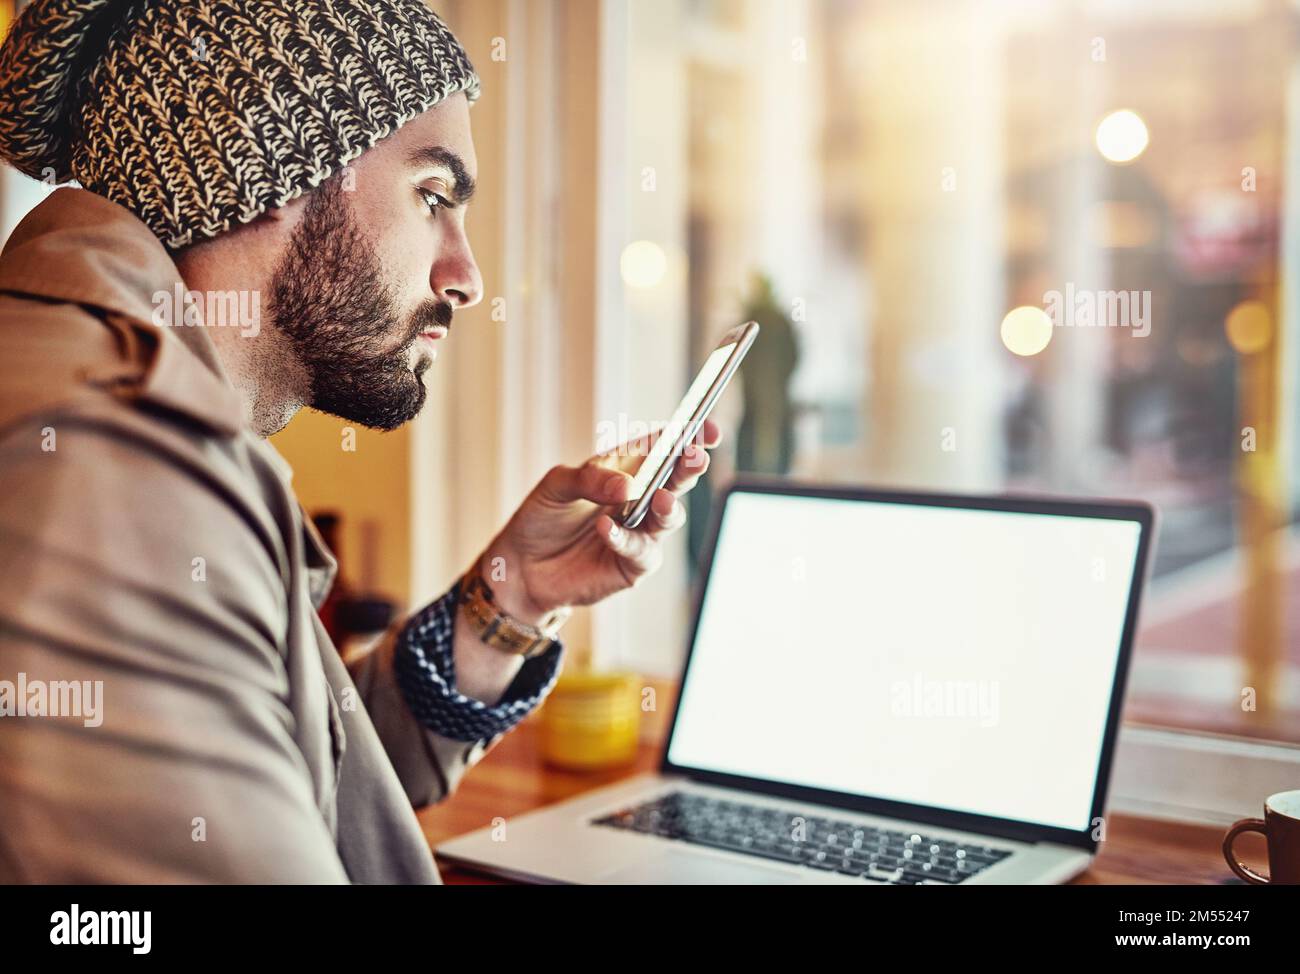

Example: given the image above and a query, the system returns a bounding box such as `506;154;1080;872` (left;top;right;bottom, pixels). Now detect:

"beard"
267;177;451;431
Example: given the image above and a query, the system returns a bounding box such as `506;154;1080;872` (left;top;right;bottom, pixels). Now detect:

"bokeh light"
620;240;667;289
1225;300;1272;354
1000;305;1054;357
1095;109;1149;164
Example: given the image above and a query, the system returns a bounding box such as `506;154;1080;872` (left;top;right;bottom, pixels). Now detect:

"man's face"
268;94;482;431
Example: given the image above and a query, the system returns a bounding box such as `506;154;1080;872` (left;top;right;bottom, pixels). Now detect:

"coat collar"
0;187;245;437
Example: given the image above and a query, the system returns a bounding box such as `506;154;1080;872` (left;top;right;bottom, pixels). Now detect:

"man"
0;0;717;882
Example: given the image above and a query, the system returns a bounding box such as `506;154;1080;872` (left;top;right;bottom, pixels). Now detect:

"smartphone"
618;321;760;529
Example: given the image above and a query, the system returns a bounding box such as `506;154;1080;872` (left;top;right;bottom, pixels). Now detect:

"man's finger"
662;442;711;495
638;488;687;536
695;418;722;450
597;516;664;580
597;418;722;477
537;461;632;506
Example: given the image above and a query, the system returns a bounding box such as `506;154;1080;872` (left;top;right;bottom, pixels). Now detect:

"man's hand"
479;419;723;623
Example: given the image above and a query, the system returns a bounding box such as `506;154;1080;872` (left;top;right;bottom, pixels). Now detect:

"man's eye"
418;188;449;214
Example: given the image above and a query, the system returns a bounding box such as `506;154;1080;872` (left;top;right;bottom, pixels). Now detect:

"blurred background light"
1095;109;1150;164
620;240;668;289
1000;305;1054;356
1224;299;1273;354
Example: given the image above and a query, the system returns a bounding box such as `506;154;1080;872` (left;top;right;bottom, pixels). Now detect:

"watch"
458;560;572;658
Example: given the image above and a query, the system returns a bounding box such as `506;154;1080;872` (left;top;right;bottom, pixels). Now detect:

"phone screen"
627;341;738;503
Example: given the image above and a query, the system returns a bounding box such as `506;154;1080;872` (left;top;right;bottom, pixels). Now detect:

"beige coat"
0;188;491;883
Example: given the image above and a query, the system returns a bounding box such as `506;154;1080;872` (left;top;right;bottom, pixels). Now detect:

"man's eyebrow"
407;145;476;205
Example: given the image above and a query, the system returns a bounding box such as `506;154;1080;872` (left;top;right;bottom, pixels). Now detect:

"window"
607;0;1300;748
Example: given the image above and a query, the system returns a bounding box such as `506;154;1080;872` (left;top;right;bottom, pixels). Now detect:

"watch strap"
459;564;569;658
395;581;564;742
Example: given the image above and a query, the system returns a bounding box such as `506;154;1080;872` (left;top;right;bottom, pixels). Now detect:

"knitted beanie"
0;0;480;248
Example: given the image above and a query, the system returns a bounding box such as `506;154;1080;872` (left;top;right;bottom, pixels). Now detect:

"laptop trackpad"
598;849;803;884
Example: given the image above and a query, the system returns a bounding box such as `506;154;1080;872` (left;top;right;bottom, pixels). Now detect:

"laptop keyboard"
592;791;1014;884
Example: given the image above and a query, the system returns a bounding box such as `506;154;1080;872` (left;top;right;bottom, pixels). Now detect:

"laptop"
437;479;1156;884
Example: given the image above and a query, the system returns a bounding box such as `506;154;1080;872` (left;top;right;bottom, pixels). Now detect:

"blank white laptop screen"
667;491;1144;833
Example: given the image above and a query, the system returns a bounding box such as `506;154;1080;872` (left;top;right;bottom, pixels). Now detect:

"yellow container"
540;670;642;770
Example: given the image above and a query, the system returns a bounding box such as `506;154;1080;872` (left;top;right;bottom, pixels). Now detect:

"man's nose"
433;229;483;309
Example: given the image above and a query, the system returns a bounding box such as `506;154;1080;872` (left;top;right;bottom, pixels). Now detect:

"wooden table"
417;680;1247;885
